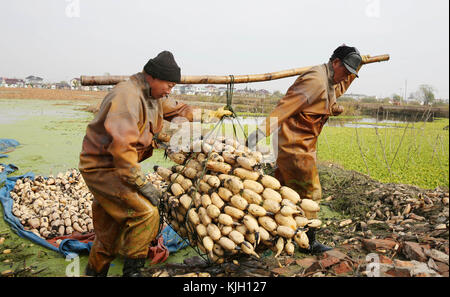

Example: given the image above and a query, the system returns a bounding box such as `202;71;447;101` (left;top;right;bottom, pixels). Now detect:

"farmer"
79;51;231;277
247;45;368;254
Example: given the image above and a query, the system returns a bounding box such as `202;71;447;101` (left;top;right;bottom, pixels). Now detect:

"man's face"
332;58;351;84
146;75;176;99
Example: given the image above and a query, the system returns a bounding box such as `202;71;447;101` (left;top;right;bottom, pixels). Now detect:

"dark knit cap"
143;51;181;83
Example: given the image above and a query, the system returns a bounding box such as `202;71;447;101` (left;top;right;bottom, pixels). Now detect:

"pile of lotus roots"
156;136;323;263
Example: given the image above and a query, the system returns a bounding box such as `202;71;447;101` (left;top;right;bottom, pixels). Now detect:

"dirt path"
0;87;106;102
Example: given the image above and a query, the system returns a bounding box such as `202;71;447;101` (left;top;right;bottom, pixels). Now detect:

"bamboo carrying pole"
80;54;389;86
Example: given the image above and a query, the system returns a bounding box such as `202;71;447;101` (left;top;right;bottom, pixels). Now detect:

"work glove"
331;104;344;116
154;132;171;143
204;106;233;122
138;182;161;207
246;128;266;150
357;55;371;72
361;55;371;64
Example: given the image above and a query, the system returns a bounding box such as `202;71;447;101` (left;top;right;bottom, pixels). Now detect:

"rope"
156;75;253;264
226;75;235;110
156;118;227;264
224;75;248;141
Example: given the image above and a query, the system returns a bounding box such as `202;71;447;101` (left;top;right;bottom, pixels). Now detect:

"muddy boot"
122;258;146;277
305;228;332;254
84;264;109;277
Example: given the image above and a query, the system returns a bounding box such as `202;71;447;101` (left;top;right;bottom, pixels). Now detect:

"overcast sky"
1;0;449;99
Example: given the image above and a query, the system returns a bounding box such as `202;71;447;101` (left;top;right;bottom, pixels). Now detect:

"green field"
318;118;449;189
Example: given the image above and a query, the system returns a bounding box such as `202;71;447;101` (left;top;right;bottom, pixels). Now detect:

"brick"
271;266;301;277
296;257;317;269
285;258;296;266
304;261;322;274
410;260;442;277
319;256;340;269
394;259;415;268
379;254;393;264
385;267;411;277
333;261;353;275
430;249;449;264
362;238;398;252
414;272;432;277
427;258;439;272
402;242;428;262
271;267;289;276
435;261;449;275
323;249;349;261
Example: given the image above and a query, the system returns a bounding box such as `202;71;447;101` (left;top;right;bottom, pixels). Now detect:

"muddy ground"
0;89;448;277
141;162;449;277
2;160;447;277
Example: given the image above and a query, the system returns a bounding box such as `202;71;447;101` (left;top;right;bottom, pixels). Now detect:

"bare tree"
417;84;436;106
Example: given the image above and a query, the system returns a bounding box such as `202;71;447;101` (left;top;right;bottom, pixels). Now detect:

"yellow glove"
357;55;371;72
361;55;371;64
204;106;233;122
331;104;344;116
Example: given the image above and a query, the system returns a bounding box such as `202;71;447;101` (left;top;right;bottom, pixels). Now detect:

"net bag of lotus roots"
155;132;323;264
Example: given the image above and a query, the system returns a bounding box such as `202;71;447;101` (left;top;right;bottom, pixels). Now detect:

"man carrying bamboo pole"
78;51;231;277
248;45;368;254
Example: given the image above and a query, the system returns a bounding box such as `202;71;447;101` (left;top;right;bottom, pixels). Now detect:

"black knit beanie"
143;51;181;83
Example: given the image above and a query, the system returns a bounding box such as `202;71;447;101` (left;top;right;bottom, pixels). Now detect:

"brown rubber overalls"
263;63;356;215
79;72;194;273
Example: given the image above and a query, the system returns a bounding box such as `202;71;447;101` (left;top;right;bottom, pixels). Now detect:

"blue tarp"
161;224;189;253
1;161;188;259
0;163;61;254
0;139;20;158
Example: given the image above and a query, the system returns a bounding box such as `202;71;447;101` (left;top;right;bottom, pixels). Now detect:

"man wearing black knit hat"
79;51;231;277
247;45;369;254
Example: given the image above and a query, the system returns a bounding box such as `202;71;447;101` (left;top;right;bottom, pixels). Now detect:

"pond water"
224;116;410;129
0;99;90;124
0;99;172;176
326;117;406;128
0;99;94;176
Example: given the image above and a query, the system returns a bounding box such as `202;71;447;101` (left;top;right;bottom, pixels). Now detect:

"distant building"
172;85;182;95
56;81;71;89
3;78;25;88
255;89;270;98
179;85;196;95
194;86;212;96
25;75;44;86
98;85;113;91
345;93;369;100
217;87;228;96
